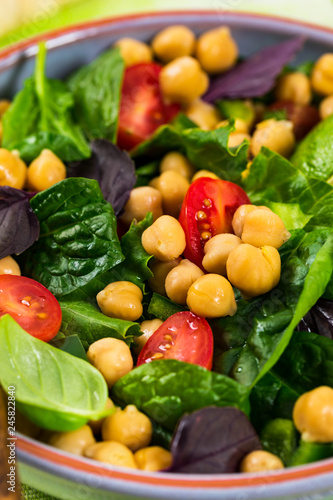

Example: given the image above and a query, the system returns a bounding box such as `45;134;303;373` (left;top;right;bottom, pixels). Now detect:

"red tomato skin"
0;275;62;342
137;311;213;370
117;63;180;151
178;177;251;268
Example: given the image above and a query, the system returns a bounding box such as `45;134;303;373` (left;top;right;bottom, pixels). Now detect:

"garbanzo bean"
89;397;115;435
228;132;251;148
191;170;219;182
202;234;242;276
134;446;173;471
142;215;186;261
48;425;96;456
293;386;333;443
87;337;133;388
160;151;195;180
0;256;21;276
241;208;290;249
185;99;221;130
84;441;138;468
195;26;238;74
275;72;312;105
311;53;333;95
250;119;296;158
160;56;209;104
150;170;189;217
319;95;333;120
120;186;163;226
240;450;284;473
165;259;204;305
0;148;27;189
232;204;271;237
216;118;250;134
133;319;164;354
27;149;66;191
187;274;237;318
227;244;281;298
97;281;143;321
102;405;152;452
113;37;152;67
148;257;182;295
152;25;196;63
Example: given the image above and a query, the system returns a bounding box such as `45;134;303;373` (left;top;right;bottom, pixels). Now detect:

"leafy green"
2;43;90;162
68;48;124;143
290;441;333;466
49;334;88;361
217;99;254;122
148;293;187;321
112;359;250;431
24;177;123;296
262;108;288;121
0;315;111;431
265;201;312;230
260;419;298;465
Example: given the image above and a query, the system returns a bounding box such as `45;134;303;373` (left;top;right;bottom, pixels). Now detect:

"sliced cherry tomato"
178;177;250;268
0;275;62;342
137;311;213;370
117;63;180;151
268;101;320;140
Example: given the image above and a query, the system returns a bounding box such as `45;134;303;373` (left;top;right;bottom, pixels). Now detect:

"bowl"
1;10;333;500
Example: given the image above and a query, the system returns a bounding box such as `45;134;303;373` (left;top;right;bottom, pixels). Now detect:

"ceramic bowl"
1;11;333;500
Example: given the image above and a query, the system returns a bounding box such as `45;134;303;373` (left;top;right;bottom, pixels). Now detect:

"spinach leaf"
132;122;248;184
0;186;39;259
23;177;123;297
0;315;110;431
260;419;298;465
68;48;124;143
290;441;333;466
49;334;88;361
148;293;187;321
112;359;250;431
2;43;90;162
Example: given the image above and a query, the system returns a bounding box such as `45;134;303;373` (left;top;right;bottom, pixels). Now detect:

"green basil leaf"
112;359;250;431
0;315;110;431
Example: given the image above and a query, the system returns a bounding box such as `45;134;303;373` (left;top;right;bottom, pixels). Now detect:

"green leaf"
49;334;88;361
24;177;123;296
262;109;288;121
0;315;110;431
265;201;312;230
217;99;254;122
260;419;298;465
290;441;333;466
68;48;124;143
148;293;187;321
112;359;250;431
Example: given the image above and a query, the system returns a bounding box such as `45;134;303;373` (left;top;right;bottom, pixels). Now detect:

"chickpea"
196;26;238;74
250;119;295;158
227;244;281;298
241;209;290;249
102;405;152;452
84;441;138;468
160;56;209;104
293;386;333;443
202;234;242;276
150;170;189;217
87;337;133;388
152;25;196;63
27;149;66;191
228;132;251;148
0;256;21;276
319;95;333;120
191;170;219;182
48;425;96;456
232;204;270;238
120;186;163;226
97;281;143;321
134;446;173;471
89;398;115;435
142;215;186;261
134;319;163;355
113;38;152;67
185;99;221;130
160;151;195;180
165;259;204;305
148;257;182;295
216;118;250;134
241;160;253;181
240;450;284;473
275;72;312;105
311;54;333;95
187;274;237;318
0;148;27;189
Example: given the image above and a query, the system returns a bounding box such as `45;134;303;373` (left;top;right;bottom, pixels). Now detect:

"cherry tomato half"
0;275;62;342
268;101;319;140
178;177;250;268
137;311;213;369
117;63;180;151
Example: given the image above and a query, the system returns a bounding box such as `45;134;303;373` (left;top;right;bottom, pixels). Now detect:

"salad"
0;24;333;475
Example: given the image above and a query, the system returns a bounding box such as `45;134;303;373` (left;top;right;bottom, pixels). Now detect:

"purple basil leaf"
297;299;333;340
0;186;39;259
204;37;304;102
67;139;136;217
168;406;261;473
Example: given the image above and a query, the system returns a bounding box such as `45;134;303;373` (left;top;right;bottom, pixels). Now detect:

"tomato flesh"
178;177;251;268
117;63;180;151
0;275;62;342
137;311;213;370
